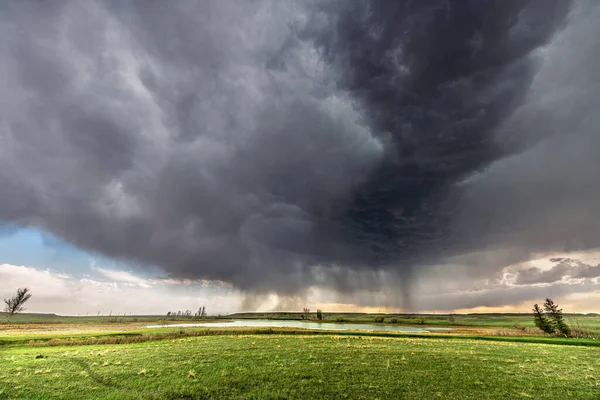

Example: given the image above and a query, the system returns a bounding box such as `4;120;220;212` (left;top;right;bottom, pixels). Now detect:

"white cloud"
0;264;239;315
93;266;152;288
2;259;600;315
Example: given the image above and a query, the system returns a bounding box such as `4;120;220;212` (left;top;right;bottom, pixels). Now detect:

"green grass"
2;312;598;398
1;326;599;349
1;334;599;399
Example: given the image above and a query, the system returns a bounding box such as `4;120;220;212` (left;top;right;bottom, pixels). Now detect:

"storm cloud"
1;0;599;309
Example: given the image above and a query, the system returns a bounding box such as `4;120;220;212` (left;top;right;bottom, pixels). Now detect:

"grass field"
1;313;600;399
1;333;600;399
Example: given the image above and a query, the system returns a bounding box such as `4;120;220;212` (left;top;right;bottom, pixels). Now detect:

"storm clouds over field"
1;1;599;311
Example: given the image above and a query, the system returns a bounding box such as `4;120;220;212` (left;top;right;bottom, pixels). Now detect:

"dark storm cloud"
454;1;600;264
1;0;598;308
305;0;574;266
0;0;383;291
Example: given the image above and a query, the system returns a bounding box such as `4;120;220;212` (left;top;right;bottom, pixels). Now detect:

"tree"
533;303;554;334
301;307;311;320
316;309;323;321
3;288;32;321
543;298;570;337
199;306;206;318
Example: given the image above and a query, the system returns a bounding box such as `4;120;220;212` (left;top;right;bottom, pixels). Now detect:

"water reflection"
147;319;450;333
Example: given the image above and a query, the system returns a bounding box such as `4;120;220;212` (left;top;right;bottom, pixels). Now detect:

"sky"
1;0;600;315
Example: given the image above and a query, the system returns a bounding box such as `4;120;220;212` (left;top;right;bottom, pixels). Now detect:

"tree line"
166;306;207;318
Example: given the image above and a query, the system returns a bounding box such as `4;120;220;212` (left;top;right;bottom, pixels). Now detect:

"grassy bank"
1;333;599;399
2;326;600;349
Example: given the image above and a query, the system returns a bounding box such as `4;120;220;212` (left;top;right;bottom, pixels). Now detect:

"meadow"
1;314;600;399
2;333;600;399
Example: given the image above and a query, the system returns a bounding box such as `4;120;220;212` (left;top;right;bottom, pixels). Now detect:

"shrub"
390;318;398;323
374;316;385;323
569;327;597;339
335;317;344;323
414;317;426;325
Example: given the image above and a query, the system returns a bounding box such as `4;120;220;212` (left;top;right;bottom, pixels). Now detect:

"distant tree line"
167;306;207;319
301;308;324;321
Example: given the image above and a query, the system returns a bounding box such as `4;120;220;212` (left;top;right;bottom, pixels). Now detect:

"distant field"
3;311;600;331
1;333;599;399
224;312;600;335
0;313;170;325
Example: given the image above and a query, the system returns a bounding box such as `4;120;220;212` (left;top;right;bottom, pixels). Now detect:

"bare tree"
302;307;310;320
4;288;32;321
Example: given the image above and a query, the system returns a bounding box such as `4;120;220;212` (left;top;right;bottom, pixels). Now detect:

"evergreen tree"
533;303;554;334
543;298;570;337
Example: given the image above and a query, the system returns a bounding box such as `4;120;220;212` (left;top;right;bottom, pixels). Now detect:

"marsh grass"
567;318;600;339
493;327;542;336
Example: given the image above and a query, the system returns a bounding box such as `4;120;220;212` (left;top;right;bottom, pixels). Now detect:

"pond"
146;319;450;333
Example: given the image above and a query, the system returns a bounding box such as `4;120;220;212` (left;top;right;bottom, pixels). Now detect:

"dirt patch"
0;323;146;336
